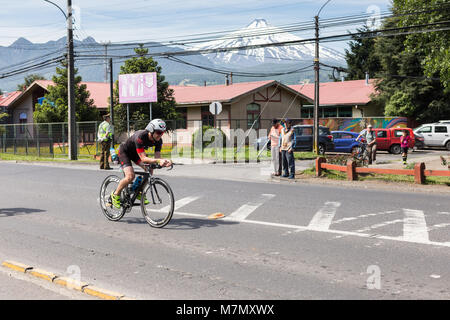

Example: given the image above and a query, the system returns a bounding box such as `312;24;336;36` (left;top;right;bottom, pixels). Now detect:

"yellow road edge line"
82;285;124;300
2;260;130;300
2;260;33;273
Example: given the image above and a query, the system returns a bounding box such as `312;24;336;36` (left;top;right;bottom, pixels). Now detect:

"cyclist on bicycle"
111;119;172;209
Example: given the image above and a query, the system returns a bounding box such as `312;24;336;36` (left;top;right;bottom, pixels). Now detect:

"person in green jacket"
97;114;113;170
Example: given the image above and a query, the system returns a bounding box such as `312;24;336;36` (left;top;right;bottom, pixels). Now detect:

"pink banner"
119;72;157;103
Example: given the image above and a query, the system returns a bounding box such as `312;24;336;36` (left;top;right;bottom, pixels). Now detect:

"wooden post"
414;162;425;184
316;157;326;176
347;159;357;181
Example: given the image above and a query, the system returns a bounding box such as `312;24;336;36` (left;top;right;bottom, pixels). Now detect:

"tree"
34;62;100;123
344;25;382;80
396;0;450;92
370;3;450;123
17;74;45;91
112;45;178;136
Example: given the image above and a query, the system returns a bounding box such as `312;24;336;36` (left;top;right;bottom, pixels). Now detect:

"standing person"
356;124;377;164
97;114;113;170
268;118;282;176
400;130;412;165
280;119;296;179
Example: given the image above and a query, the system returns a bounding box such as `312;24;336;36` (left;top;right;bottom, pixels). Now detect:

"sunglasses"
154;130;165;135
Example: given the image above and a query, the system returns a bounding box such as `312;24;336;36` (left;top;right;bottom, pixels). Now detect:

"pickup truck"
372;127;415;154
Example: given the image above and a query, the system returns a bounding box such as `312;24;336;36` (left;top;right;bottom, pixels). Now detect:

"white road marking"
167;210;450;248
403;209;429;243
332;210;398;225
158;196;201;213
225;194;275;221
355;219;403;233
308;202;341;231
428;223;450;232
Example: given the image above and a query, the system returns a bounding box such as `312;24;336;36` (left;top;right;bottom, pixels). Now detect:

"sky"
0;0;392;52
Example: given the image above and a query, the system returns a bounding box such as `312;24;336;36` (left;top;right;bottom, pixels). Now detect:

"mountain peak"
245;18;270;29
10;37;33;47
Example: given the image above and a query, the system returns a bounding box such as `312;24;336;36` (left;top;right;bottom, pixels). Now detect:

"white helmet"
145;119;166;133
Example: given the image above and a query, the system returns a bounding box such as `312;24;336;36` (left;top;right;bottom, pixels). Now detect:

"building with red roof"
289;79;381;118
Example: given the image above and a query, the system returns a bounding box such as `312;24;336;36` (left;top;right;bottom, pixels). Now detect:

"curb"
2;260;133;300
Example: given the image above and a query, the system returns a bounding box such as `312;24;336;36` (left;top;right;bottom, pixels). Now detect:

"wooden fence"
315;157;450;184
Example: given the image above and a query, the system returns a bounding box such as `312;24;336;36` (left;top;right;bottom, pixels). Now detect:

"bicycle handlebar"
143;163;174;171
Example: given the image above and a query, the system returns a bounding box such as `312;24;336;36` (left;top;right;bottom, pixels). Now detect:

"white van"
414;122;450;150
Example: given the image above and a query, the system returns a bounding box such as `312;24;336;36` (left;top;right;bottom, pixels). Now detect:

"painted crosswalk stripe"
158;196;201;213
308;202;341;231
403;209;429;243
226;194;275;221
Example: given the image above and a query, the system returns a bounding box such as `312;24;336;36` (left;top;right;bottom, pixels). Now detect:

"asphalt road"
0;162;449;300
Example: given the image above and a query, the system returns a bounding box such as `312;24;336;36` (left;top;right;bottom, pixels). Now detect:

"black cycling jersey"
118;130;162;167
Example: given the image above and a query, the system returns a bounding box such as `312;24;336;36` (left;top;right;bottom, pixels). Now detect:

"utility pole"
313;15;320;154
109;58;114;143
67;0;77;160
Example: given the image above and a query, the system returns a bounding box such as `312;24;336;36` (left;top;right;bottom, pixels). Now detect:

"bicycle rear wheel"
99;175;127;221
140;178;174;228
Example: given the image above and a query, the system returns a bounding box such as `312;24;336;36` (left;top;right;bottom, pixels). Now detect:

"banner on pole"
119;72;157;103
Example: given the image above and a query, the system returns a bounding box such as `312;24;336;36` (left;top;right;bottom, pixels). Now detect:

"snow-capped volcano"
188;18;345;67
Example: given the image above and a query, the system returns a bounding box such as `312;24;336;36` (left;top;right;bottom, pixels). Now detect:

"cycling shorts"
118;144;142;169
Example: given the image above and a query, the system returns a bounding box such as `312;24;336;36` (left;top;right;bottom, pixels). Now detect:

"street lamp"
44;0;77;160
313;0;332;155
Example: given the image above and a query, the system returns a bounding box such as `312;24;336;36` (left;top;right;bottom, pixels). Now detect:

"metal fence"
0;117;409;158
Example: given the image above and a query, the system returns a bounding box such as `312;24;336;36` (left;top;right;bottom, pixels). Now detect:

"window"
302;127;313;136
19;112;27;134
176;107;187;129
319;127;330;135
435;126;448;133
341;133;354;139
201;106;214;127
301;105;313;118
394;130;409;137
338;106;352;117
417;126;431;133
332;132;339;140
323;107;337;118
247;103;260;129
377;130;387;138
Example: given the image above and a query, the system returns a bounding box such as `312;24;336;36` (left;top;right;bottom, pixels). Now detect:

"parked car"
330;131;361;153
414;122;450;150
292;125;334;155
413;132;425;149
370;127;415;154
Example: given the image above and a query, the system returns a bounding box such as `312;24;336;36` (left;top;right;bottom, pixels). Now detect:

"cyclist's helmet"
145;119;166;133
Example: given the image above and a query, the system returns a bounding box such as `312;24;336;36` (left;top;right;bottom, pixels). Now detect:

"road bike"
99;163;174;228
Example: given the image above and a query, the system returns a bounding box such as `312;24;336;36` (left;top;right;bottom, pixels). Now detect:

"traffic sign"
209;101;222;115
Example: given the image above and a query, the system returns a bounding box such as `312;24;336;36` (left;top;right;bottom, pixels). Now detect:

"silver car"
414;122;450;150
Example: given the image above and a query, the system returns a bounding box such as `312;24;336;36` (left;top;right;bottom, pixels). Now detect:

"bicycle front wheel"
99;175;127;221
140;178;174;228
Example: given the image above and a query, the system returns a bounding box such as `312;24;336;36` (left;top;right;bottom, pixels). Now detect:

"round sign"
209;101;222;115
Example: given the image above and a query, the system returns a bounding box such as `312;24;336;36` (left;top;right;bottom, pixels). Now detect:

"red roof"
0;91;22;107
35;80;109;109
171;80;277;105
289;79;377;105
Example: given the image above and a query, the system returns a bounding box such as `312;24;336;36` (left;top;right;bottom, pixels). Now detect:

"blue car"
331;131;360;153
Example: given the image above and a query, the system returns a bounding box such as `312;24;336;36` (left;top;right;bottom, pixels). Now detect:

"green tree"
34;62;100;123
344;25;382;80
371;3;450;123
112;45;178;136
396;0;450;92
17;74;46;91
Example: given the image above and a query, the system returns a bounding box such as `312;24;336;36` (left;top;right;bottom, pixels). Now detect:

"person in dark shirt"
111;119;172;209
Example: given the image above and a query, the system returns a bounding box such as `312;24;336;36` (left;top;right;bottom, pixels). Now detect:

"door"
432;125;449;146
332;132;343;151
415;126;433;146
376;129;389;150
